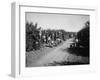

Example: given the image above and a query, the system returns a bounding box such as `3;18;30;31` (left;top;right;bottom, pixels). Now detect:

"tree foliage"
68;21;90;57
26;22;41;51
77;21;89;48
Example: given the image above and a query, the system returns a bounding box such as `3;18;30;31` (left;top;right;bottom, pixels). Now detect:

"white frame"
11;2;97;78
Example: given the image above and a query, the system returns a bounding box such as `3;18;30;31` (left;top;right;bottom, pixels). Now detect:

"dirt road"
26;39;89;67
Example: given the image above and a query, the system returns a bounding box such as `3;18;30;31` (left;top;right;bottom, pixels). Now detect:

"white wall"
0;0;100;80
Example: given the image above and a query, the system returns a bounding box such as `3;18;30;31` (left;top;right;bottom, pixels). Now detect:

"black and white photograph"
25;12;90;67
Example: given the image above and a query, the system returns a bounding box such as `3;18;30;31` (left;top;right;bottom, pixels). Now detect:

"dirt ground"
26;39;89;67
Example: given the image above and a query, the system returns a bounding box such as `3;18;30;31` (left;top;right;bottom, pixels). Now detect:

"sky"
26;12;89;32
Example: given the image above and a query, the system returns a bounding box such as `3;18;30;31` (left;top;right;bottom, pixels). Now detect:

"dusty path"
26;39;89;67
33;39;72;66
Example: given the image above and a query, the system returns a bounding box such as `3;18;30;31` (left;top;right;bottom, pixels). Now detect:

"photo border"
11;2;97;78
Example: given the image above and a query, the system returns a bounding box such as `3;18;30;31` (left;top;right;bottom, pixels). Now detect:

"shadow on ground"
64;47;89;57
